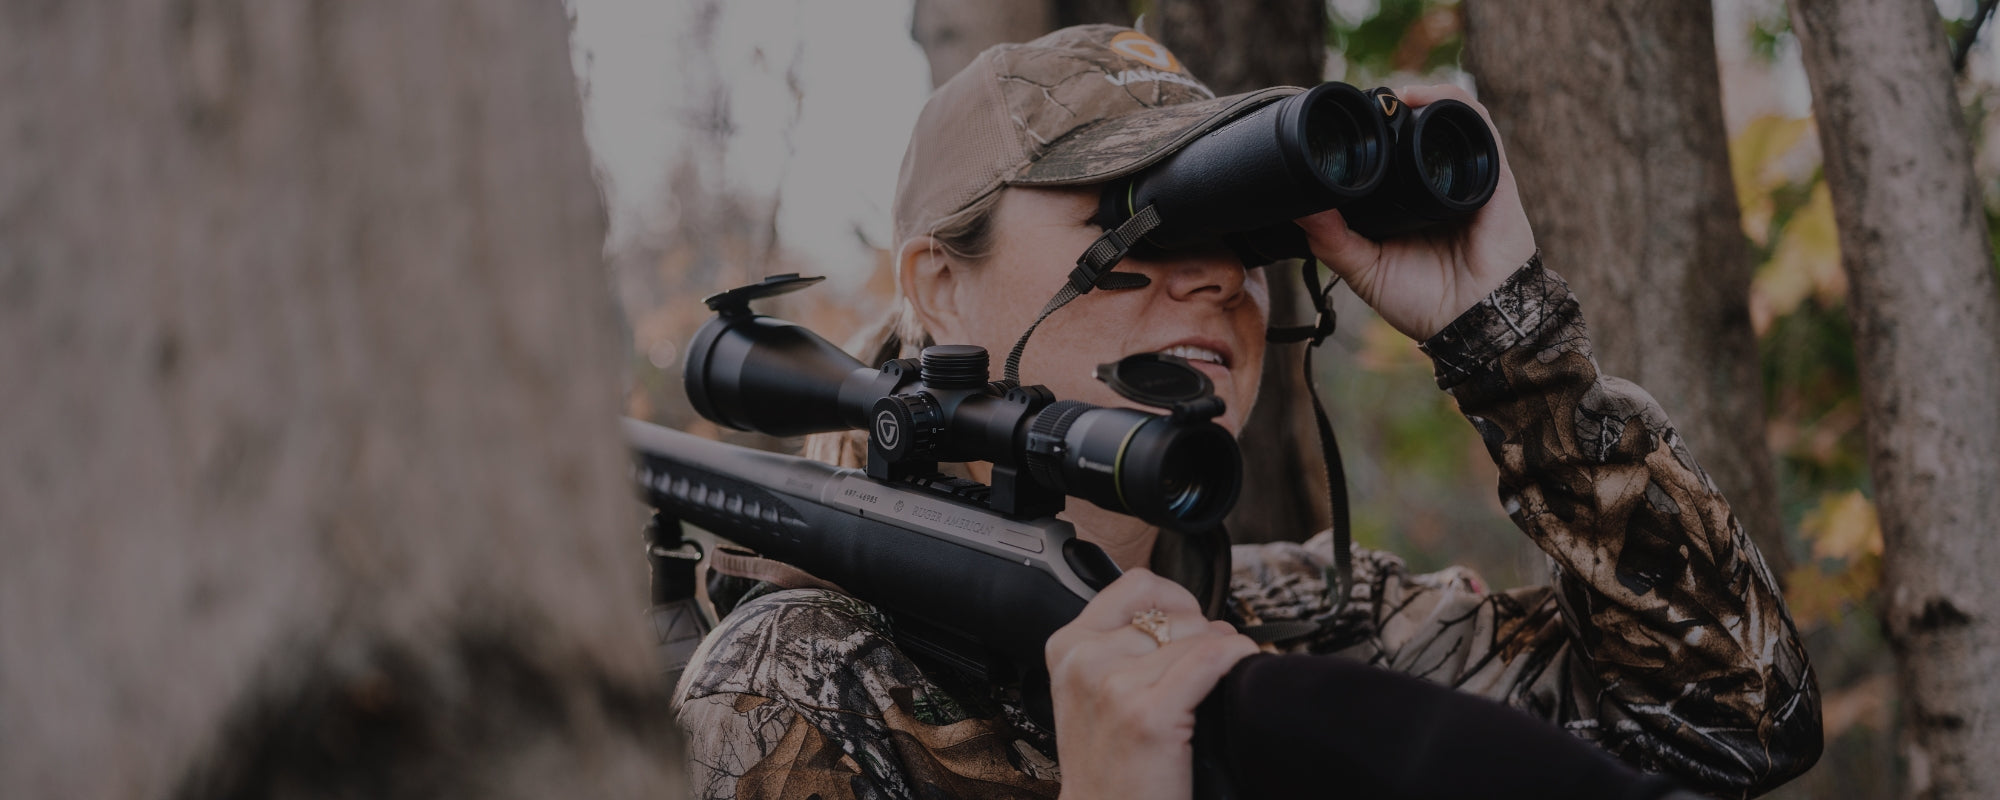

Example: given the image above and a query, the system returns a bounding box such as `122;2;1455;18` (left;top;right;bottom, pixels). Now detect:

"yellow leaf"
1801;489;1882;562
1783;563;1847;628
1783;552;1882;630
1729;115;1813;244
1751;181;1844;332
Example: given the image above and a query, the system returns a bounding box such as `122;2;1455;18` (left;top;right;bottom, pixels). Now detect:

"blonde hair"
803;189;1005;467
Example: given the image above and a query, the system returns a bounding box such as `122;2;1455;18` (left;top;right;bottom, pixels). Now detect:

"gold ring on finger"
1131;608;1171;647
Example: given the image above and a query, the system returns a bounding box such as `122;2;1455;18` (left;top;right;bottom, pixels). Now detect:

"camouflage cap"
892;24;1302;245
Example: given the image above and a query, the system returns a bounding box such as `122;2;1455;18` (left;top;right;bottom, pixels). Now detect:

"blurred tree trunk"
910;0;1129;87
1789;1;2000;796
0;2;673;799
1152;0;1333;544
1462;1;1791;576
908;0;1333;544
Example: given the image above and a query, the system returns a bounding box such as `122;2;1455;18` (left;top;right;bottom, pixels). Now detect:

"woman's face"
913;186;1270;434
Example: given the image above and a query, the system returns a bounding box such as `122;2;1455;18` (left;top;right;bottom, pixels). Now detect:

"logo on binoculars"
875;411;901;449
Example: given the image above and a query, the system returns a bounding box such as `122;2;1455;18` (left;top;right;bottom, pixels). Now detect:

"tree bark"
910;1;1057;87
1462;1;1791;576
1153;0;1327;96
1151;0;1333;544
1788;1;2000;796
909;0;1134;86
0;2;672;798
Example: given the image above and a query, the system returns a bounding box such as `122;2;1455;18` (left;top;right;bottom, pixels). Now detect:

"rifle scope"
1096;82;1499;263
683;278;1241;530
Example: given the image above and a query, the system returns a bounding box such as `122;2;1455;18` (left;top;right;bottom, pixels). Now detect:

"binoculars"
1095;83;1500;264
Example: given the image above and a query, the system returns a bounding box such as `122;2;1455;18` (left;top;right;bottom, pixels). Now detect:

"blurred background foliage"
599;1;2000;793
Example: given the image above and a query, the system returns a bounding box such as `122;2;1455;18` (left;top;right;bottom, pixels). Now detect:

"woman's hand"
1045;568;1258;800
1295;84;1538;341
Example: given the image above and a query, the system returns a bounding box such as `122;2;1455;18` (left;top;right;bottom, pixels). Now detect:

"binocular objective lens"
1304;99;1374;189
1418;115;1487;203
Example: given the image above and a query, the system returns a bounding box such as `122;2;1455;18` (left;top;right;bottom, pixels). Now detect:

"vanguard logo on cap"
1109;31;1181;71
1103;32;1210;94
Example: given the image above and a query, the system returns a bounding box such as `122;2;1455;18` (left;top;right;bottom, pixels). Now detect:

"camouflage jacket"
673;258;1822;799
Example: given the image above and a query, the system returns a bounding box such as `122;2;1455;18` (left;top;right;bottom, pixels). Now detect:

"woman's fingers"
1048;569;1221;675
1046;573;1250;800
1295;207;1382;279
1066;568;1205;631
1121;619;1253;690
1054;621;1255;737
1151;625;1260;711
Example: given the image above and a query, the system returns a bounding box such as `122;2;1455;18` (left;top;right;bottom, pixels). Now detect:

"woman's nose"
1152;249;1247;304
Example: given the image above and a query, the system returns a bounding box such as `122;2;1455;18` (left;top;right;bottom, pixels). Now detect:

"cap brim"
1014;86;1302;186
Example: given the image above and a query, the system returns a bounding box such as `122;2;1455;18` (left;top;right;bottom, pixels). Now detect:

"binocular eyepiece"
1096;83;1500;264
683;276;1242;530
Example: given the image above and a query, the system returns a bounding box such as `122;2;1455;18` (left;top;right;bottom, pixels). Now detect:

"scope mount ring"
702;273;826;314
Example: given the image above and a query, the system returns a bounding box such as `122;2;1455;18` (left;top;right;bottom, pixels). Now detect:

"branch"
1953;0;1998;75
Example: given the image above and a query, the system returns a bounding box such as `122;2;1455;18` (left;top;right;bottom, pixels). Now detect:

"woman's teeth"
1158;345;1226;366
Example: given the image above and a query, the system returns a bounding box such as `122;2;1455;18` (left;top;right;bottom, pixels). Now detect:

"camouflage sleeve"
673;588;1061;800
1413;254;1822;796
1230;256;1819;798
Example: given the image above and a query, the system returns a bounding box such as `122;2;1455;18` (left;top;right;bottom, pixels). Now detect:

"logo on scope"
874;410;901;449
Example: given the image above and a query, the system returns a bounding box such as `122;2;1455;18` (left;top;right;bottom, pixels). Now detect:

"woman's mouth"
1156;343;1229;368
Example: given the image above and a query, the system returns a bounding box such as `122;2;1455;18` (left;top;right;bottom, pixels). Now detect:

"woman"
675;25;1820;800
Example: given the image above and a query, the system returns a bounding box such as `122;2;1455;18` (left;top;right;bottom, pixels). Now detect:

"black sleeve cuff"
1415;252;1578;390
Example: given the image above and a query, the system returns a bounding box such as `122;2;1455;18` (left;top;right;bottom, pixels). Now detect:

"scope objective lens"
1026;401;1239;529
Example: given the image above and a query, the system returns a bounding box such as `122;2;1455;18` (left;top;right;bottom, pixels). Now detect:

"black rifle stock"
625;417;1121;683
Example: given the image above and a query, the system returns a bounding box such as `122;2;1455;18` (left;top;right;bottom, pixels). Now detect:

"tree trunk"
909;0;1133;87
0;2;673;798
1788;1;2000;796
910;1;1057;87
1152;0;1333;544
1462;1;1791;576
1153;0;1326;96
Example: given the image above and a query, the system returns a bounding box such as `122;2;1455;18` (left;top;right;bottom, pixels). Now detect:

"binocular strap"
1003;206;1163;383
1266;261;1355;622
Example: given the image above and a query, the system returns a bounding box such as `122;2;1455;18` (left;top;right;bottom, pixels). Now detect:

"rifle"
628;415;1116;686
632;272;1239;697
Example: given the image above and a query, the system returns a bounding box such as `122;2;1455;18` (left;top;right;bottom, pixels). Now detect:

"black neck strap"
1266;260;1354;619
1003;206;1161;383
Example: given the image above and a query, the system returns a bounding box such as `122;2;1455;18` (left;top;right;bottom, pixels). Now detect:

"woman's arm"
1290;83;1820;798
1411;257;1822;797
